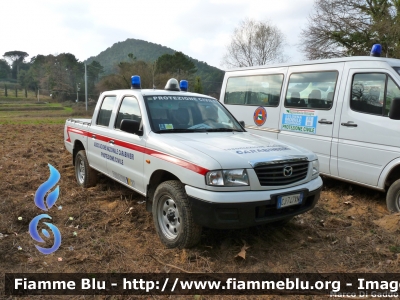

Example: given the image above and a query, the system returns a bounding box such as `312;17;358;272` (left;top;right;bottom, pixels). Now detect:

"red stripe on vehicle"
145;149;209;176
66;126;91;142
66;126;209;175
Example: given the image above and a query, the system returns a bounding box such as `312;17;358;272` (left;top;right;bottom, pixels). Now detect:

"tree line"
0;50;206;101
4;0;393;100
97;51;205;94
0;51;104;101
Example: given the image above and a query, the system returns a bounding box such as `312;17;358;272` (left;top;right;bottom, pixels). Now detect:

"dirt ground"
1;124;400;300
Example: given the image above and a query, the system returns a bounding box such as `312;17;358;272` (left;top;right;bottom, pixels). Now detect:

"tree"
156;52;197;79
193;76;204;94
3;51;29;79
300;0;400;60
221;18;287;68
0;59;10;79
96;54;173;92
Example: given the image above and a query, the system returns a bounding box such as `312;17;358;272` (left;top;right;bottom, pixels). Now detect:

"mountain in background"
85;38;224;96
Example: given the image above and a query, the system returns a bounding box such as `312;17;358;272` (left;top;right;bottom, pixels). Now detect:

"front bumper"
185;177;322;229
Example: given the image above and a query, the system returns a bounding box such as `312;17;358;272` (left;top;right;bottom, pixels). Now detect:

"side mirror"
389;98;400;120
120;119;143;136
239;121;245;127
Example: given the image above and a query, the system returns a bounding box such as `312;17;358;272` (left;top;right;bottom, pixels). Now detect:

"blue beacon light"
131;75;141;89
370;44;382;57
180;80;188;92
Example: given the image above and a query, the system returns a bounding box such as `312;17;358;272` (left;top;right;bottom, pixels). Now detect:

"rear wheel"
152;180;202;248
75;150;98;188
386;179;400;212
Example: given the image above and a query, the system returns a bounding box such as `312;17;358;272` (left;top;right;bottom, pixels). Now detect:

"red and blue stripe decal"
66;126;209;176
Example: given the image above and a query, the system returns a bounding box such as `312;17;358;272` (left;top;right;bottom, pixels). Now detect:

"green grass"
0;97;94;124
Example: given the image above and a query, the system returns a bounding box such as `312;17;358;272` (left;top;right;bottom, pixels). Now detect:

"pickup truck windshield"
144;95;244;133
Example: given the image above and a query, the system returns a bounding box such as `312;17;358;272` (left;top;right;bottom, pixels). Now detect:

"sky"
1;0;316;70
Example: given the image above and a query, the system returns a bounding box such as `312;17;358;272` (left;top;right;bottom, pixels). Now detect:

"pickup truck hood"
149;132;316;169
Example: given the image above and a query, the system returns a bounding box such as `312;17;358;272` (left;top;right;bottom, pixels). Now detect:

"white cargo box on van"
220;50;400;212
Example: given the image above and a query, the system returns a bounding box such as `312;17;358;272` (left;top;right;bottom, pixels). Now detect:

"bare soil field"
1;123;400;299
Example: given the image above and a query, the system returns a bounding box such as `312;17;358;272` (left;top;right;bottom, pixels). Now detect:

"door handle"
318;119;333;124
109;140;114;144
341;121;358;127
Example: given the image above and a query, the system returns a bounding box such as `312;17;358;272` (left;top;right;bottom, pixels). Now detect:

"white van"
220;50;400;212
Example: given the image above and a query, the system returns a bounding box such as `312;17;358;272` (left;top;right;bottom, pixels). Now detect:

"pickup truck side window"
350;73;388;116
115;96;142;129
224;74;283;107
284;71;338;110
97;96;116;126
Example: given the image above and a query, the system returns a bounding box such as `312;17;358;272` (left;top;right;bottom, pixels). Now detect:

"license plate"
277;193;303;209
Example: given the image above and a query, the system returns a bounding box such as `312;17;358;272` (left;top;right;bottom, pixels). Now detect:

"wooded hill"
85;38;224;96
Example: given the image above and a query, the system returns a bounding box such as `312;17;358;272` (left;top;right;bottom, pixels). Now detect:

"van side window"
224;74;283;107
284;71;338;109
115;96;142;129
385;77;400;116
350;73;386;116
97;96;116;126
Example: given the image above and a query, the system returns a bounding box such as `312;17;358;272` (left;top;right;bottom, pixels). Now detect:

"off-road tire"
152;180;202;248
386;179;400;212
75;150;98;188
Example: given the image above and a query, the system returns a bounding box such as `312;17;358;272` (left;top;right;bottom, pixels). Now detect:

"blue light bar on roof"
131;75;141;89
180;80;188;92
370;44;382;57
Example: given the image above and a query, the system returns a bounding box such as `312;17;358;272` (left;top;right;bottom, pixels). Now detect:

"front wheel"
386;179;400;212
75;150;98;188
152;180;202;248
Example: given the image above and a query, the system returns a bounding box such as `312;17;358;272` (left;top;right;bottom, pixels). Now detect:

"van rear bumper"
185;177;322;229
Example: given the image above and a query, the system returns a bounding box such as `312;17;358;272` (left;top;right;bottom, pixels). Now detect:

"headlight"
312;160;319;179
206;169;249;186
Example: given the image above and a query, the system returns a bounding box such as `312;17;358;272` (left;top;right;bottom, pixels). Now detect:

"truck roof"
101;88;217;99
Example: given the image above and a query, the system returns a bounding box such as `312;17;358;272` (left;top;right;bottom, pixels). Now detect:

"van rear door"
277;63;344;175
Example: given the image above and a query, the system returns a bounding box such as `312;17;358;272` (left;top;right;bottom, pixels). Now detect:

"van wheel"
75;150;98;188
386;179;400;212
152;180;202;248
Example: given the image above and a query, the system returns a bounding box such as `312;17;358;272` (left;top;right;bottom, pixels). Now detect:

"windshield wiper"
154;128;207;133
205;128;243;132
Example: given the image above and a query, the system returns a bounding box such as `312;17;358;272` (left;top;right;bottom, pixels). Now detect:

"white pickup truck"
64;76;323;248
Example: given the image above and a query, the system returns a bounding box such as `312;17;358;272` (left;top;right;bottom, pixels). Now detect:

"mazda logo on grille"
283;166;293;177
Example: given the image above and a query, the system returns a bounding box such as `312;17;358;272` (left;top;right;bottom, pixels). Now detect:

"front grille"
254;161;309;186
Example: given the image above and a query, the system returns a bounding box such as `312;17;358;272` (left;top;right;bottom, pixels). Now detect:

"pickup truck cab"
64;76;322;248
220;45;400;212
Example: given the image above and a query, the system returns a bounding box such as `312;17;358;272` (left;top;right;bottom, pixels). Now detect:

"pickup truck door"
106;95;146;194
87;95;117;174
277;63;344;175
337;67;400;186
